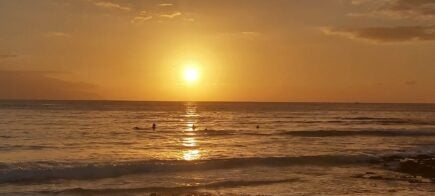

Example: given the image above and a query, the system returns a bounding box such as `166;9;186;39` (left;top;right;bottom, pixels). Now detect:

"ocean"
1;101;435;195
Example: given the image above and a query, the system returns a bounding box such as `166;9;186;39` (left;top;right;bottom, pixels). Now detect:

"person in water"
152;123;156;130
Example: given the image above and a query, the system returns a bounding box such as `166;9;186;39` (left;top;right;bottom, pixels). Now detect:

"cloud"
131;10;153;24
217;31;264;41
0;71;101;100
350;0;435;19
159;3;173;7
44;32;71;38
131;8;186;24
404;80;417;86
91;0;130;11
160;12;182;19
184;17;195;22
0;54;17;59
384;0;435;17
241;31;262;36
350;0;378;5
131;15;153;24
323;25;435;43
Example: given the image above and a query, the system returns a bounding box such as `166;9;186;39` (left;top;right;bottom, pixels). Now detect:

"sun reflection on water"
180;102;203;161
183;149;201;161
185;122;196;132
182;137;197;147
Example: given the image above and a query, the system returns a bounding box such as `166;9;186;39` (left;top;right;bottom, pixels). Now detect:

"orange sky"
1;0;435;102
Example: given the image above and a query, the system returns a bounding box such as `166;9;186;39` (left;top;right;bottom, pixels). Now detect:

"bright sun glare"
183;66;199;83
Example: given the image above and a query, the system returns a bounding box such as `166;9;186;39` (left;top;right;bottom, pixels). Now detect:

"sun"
183;66;199;83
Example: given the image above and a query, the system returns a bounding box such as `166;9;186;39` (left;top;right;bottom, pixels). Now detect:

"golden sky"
1;0;435;102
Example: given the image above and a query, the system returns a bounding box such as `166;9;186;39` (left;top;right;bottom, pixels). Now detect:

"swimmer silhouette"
256;125;260;129
152;123;156;130
192;124;196;130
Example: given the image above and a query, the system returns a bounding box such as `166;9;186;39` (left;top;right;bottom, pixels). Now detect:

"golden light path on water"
181;103;202;161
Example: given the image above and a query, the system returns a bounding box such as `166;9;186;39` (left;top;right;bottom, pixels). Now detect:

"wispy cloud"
131;16;153;24
160;12;182;19
44;32;72;38
323;25;435;43
218;31;264;40
91;0;131;11
349;0;435;20
350;0;379;5
131;10;153;24
384;0;435;17
183;17;195;22
404;80;417;86
159;3;174;7
0;54;17;59
241;31;263;37
0;71;101;100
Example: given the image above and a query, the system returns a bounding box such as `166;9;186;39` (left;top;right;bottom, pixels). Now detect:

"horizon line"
0;98;434;105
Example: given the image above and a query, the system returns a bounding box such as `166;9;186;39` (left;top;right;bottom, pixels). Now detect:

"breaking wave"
0;154;377;184
40;178;300;194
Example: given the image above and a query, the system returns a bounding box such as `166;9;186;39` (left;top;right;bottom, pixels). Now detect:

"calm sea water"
1;101;435;195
